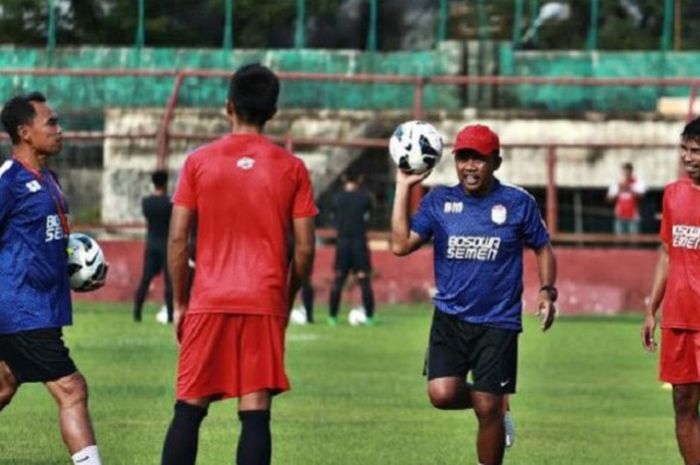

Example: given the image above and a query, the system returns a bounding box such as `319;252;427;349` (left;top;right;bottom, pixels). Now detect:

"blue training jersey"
0;159;72;334
411;179;550;331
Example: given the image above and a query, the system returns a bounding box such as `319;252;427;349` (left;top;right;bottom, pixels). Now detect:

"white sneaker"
504;411;515;448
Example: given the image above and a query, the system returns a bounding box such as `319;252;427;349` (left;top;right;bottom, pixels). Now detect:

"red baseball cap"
452;124;500;156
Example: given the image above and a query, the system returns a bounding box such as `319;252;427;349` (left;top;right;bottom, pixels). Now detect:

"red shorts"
176;313;290;400
660;328;700;384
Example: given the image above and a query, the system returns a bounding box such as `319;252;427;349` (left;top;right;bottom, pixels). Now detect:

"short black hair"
682;116;700;143
1;91;47;144
227;63;279;127
622;162;633;171
151;169;168;188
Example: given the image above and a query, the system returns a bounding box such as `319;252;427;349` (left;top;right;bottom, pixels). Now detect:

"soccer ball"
67;233;107;292
155;305;169;324
389;120;444;174
348;307;368;327
290;307;308;325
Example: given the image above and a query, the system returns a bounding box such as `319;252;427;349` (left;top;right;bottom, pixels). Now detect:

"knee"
0;384;17;411
472;397;503;423
56;373;89;407
428;384;456;409
673;389;699;420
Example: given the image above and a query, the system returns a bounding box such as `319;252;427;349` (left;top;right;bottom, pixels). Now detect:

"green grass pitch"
0;302;678;464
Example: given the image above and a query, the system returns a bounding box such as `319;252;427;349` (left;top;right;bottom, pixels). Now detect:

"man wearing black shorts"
134;169;174;323
391;124;557;465
0;92;104;464
328;171;375;325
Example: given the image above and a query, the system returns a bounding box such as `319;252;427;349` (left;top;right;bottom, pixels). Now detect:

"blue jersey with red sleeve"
411;179;550;331
0;159;72;334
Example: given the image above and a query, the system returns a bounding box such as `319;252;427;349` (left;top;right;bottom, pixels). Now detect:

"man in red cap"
391;123;557;465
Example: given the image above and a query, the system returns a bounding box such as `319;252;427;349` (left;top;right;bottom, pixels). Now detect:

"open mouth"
464;174;480;186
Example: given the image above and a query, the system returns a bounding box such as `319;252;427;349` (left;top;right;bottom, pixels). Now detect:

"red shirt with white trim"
659;177;700;330
173;133;317;317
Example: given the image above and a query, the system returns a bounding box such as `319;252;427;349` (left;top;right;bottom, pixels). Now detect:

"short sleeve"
293;161;318;218
521;194;550;249
172;155;197;210
410;191;435;240
660;187;671;245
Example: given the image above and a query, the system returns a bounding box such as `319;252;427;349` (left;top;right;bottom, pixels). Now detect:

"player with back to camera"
0;92;105;465
160;63;317;465
642;116;700;465
133;169;174;323
391;123;557;465
328;171;375;326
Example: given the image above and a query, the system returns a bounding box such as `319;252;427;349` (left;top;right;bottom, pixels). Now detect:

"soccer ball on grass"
348;307;368;326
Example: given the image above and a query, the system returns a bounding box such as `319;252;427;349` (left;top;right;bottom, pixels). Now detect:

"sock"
237;410;271;465
71;445;102;465
359;278;375;318
161;401;208;465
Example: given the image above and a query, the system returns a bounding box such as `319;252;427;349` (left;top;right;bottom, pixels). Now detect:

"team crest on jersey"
491;204;507;224
444;201;463;213
26;180;42;192
236;157;255;170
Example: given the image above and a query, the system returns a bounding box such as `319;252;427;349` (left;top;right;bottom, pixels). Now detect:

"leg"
356;272;375;319
427;376;473;410
161;397;210;465
471;391;505;465
329;270;348;320
0;361;18;412
301;281;314;323
163;252;175;323
672;384;700;465
237;390;273;465
134;248;160;322
44;372;97;454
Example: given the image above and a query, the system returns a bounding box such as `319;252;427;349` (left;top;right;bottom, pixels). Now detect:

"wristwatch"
539;284;558;302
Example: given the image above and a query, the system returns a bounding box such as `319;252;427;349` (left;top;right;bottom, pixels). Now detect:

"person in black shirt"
133;170;174;322
328;172;375;325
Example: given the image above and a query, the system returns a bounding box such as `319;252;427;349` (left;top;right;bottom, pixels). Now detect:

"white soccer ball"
67;232;107;292
155;305;169;324
290;307;308;325
389;120;444;174
348;307;368;327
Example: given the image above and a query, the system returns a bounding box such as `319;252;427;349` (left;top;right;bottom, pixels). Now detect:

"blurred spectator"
607;162;646;234
133;170;173;323
328;171;375;326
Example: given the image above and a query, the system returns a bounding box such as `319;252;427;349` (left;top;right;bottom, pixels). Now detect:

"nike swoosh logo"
85;255;97;266
75;456;90;463
500;380;510;387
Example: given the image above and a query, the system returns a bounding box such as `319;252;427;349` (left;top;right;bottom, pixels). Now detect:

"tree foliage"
0;0;697;51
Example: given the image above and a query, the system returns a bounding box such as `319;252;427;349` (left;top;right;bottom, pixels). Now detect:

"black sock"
360;278;375;318
237;410;271;465
161;401;208;465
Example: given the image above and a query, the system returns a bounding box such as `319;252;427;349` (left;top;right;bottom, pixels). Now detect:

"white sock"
71;445;102;465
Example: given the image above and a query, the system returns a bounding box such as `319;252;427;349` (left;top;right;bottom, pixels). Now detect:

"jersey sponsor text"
672;225;700;250
45;214;66;242
446;235;501;261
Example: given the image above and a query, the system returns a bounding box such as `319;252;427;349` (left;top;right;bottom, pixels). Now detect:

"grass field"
0;302;679;465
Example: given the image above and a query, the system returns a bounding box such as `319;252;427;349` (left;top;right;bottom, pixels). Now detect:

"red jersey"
608;177;646;220
173;133;317;317
659;177;700;330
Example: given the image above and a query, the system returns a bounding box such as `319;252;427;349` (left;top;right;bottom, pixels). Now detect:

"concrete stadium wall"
101;109;684;223
75;242;657;315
